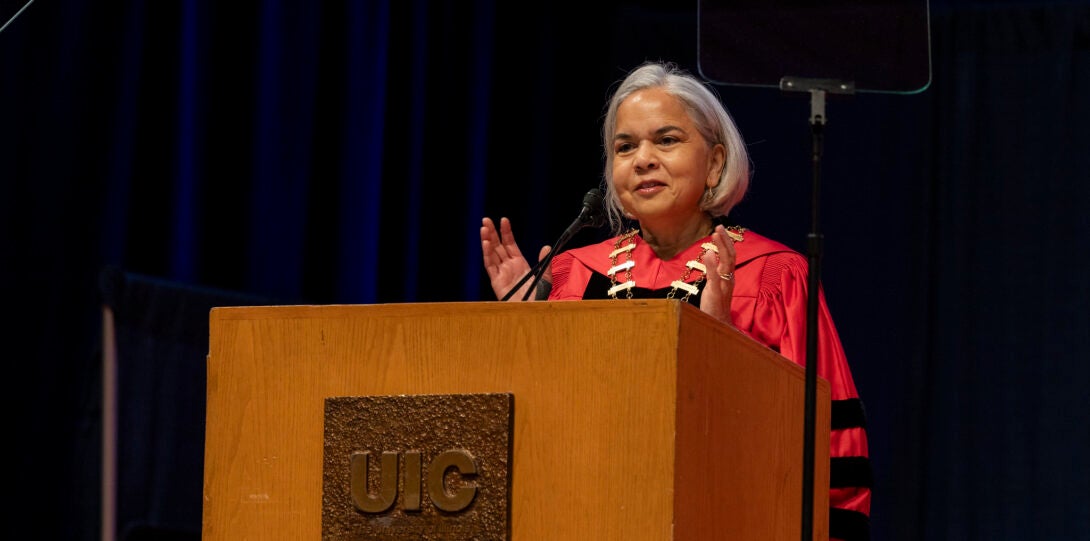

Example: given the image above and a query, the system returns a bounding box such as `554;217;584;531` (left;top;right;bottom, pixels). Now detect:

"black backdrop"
2;0;1088;539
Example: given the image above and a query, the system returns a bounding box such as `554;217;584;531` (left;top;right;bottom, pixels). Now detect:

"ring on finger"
718;271;734;281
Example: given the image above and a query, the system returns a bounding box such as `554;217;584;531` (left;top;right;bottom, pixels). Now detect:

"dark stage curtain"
0;1;1086;539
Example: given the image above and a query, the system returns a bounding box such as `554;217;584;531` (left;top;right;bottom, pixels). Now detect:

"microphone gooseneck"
0;0;36;34
500;188;605;301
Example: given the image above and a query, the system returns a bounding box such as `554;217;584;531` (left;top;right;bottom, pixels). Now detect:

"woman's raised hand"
481;217;551;301
699;224;737;326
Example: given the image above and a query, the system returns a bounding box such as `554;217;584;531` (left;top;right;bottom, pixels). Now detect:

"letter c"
427;450;478;512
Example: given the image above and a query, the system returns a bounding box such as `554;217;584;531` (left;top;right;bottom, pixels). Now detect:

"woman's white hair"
600;61;750;233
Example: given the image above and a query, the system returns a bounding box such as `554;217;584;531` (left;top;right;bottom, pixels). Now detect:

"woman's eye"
659;135;679;146
615;142;634;153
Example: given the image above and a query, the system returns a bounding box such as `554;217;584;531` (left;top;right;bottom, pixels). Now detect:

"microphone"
573;188;607;230
500;188;606;301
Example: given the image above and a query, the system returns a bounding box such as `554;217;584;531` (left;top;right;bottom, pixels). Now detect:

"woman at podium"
481;61;872;541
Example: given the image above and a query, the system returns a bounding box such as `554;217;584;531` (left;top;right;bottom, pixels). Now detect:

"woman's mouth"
635;181;666;194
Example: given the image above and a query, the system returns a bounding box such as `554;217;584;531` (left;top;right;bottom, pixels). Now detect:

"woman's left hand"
699;224;737;326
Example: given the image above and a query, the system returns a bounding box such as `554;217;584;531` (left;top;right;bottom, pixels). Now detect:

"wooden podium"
202;299;829;540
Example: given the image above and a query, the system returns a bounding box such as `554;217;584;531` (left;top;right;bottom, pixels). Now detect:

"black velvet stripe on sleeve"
831;456;873;488
831;398;867;430
830;507;871;541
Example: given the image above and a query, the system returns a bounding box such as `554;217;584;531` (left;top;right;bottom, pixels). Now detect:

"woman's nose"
634;142;658;169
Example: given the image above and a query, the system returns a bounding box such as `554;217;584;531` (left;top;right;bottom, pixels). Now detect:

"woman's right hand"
480;217;551;301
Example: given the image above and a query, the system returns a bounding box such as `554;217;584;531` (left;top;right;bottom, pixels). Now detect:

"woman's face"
611;88;725;228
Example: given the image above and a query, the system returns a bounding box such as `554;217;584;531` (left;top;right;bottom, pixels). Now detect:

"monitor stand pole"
779;75;855;541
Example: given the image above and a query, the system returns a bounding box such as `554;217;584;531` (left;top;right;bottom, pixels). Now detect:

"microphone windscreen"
582;189;605;227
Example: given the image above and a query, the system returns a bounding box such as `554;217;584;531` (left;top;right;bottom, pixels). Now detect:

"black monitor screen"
697;0;931;94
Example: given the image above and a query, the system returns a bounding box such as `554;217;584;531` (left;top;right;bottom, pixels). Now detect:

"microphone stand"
0;0;36;34
779;76;854;541
519;246;558;301
500;249;550;301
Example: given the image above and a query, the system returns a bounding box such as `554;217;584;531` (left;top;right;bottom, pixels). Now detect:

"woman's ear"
707;143;727;189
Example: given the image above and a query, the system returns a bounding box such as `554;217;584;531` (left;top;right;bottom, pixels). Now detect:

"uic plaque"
322;393;513;540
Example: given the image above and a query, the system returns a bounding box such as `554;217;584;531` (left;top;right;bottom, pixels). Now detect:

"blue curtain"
0;1;1087;539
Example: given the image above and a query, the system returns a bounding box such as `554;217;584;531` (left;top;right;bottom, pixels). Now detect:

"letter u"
349;451;398;513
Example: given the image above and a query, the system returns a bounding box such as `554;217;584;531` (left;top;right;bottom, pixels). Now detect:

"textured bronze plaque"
322;393;513;540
